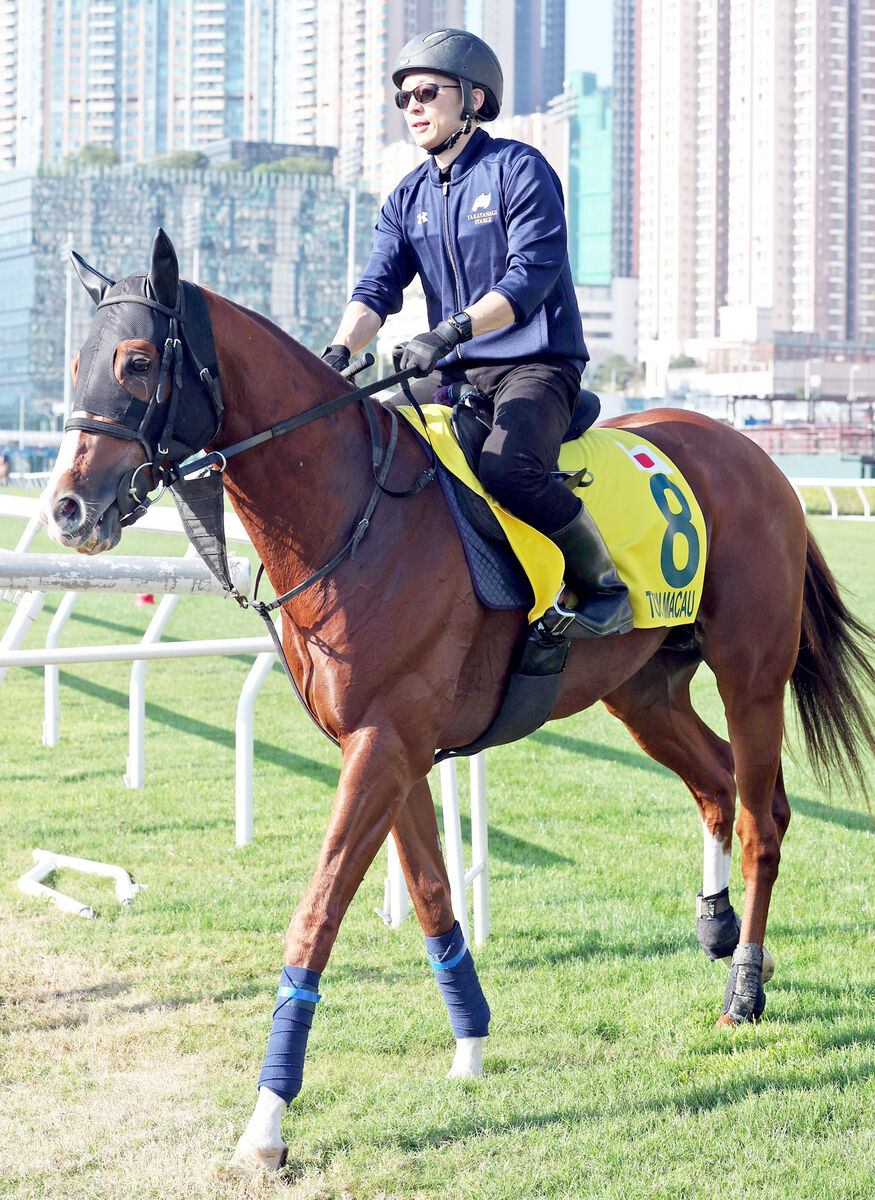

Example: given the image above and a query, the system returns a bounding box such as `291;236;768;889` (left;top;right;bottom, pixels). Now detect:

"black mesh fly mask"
66;268;223;526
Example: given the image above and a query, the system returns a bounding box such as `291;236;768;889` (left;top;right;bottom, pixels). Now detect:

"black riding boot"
538;504;634;638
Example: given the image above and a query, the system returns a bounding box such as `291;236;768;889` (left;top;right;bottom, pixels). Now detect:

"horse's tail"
790;529;875;800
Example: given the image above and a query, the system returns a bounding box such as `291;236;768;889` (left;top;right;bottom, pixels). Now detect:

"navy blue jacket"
351;128;588;369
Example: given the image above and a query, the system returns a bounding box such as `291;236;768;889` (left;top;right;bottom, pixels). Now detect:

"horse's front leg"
391;776;489;1079
231;727;424;1172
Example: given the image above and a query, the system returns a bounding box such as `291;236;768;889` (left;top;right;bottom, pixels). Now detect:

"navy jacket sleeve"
492;153;569;324
349;189;418;321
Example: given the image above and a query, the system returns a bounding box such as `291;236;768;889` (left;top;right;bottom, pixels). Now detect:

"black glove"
400;319;468;377
321;344;351;373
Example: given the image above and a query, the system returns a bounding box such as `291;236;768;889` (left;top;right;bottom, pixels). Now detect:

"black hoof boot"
719;943;766;1024
696;887;741;961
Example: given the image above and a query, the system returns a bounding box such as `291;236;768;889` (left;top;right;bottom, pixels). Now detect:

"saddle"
446;385;601;542
394;394;707;763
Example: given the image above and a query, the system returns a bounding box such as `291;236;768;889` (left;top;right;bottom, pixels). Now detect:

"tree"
590;354;643;392
67;144;118;167
156;150;210;170
668;354;701;369
252;156;332;176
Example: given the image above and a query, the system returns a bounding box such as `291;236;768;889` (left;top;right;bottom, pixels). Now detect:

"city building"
481;0;566;115
274;0;465;190
567;72;612;287
611;0;639;280
576;278;640;381
0;162;378;438
0;0;276;171
637;0;875;397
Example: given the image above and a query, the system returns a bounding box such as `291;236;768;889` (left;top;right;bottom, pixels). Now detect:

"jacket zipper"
442;180;464;359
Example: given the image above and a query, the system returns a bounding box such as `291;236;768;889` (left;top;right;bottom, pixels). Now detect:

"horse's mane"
203;287;326;374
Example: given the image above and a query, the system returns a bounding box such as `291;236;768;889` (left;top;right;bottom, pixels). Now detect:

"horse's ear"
147;227;179;309
70;250;116;306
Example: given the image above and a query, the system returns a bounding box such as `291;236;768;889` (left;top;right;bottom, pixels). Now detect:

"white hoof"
229;1140;288;1173
231;1086;288;1172
447;1036;483;1079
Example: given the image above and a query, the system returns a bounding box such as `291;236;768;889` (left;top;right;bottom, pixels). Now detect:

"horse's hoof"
447;1036;483;1079
721;942;767;1024
229;1141;288;1173
716;1012;739;1028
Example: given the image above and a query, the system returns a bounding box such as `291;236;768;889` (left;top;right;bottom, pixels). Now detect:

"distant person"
0;455;9;486
321;28;631;637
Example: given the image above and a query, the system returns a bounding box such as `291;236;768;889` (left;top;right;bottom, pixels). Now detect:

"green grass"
1;513;873;1200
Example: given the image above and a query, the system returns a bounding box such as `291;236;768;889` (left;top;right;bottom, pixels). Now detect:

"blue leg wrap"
425;921;490;1039
257;965;322;1103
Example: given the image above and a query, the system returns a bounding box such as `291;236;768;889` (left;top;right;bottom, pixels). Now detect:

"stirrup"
541;590;579;638
538;588;635;640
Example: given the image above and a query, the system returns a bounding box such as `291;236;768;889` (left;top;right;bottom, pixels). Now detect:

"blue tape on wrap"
257;965;322;1103
424;921;490;1039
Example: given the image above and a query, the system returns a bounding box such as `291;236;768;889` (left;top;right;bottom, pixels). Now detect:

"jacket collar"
427;127;489;185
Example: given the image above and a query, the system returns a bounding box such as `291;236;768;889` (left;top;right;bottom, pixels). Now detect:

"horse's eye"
130;357;152;373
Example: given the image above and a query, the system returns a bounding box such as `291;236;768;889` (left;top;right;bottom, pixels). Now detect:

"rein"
69;280;439;748
189;370;436;752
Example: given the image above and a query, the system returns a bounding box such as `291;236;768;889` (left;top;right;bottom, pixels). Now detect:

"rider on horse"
322;28;633;639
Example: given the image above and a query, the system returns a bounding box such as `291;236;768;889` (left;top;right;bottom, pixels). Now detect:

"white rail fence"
5;473;866;944
0;496;488;944
790;477;875;520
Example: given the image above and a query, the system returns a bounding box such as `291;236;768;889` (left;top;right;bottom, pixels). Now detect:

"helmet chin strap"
427;114;472;157
426;76;476;158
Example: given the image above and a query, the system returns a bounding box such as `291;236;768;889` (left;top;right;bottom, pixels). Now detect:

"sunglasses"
394;83;461;109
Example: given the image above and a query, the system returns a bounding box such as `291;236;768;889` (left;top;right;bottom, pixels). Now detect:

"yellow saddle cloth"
399;404;707;628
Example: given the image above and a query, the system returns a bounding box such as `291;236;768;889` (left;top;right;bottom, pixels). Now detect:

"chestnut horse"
41;232;874;1171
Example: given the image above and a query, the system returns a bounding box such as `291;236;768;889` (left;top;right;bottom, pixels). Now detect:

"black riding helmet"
393;28;503;126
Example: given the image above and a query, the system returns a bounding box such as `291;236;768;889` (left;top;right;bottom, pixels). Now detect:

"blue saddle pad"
437;466;532;611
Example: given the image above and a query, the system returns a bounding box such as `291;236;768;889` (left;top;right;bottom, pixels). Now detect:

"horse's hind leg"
391;776;489;1079
603;649;738;933
604;650;783;989
707;641;796;1024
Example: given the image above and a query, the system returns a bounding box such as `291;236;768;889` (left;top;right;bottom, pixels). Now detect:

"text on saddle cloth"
397;404;707;628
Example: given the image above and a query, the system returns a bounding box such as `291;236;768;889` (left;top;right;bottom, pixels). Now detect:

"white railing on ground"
235;650;277;846
0;549;251;595
0;494;489;941
791;477;875;520
0;637;274;667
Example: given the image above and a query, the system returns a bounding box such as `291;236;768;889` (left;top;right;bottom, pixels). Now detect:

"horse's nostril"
53;495;84;531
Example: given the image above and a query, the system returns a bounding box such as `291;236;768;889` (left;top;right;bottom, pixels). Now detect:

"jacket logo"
416;211;428;225
467;191;498;225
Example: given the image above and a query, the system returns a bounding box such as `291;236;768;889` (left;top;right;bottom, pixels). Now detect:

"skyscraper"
789;0;874;342
611;0;640;281
481;0;566;115
567;73;612;286
637;0;700;348
273;0;464;189
0;0;276;170
637;0;875;378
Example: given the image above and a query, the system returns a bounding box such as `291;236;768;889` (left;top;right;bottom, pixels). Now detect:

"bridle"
65;281;224;525
64;277;437;751
66;280;434;531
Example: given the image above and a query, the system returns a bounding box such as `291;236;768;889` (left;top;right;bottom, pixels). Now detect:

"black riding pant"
407;359;582;535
